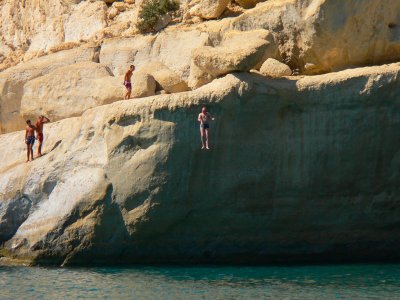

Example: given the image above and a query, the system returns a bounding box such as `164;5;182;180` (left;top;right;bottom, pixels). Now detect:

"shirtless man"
198;106;215;150
35;115;50;157
124;65;135;100
25;120;36;162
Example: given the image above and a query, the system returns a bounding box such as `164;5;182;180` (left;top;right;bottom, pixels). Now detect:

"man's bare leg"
200;127;205;149
26;145;30;162
205;129;210;149
125;89;131;100
38;142;42;157
30;145;34;161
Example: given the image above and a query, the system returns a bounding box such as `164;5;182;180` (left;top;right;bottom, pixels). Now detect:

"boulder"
20;62;124;122
260;58;292;77
139;61;189;93
0;46;99;134
113;2;126;12
187;61;214;89
1;63;400;265
108;7;119;19
192;29;273;77
131;72;156;98
189;0;230;19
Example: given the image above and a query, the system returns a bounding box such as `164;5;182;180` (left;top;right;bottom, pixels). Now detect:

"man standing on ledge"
36;115;50;157
25;120;36;162
124;64;135;100
198;106;215;150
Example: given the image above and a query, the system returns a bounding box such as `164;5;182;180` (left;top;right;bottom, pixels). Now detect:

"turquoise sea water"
1;264;400;299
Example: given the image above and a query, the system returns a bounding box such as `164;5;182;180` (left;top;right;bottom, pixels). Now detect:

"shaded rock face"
0;64;400;265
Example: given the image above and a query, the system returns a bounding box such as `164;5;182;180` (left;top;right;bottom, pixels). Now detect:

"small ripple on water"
1;264;400;299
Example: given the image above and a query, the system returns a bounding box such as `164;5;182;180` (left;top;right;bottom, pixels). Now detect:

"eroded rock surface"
192;29;274;77
0;46;99;133
20;62;123;122
0;63;399;265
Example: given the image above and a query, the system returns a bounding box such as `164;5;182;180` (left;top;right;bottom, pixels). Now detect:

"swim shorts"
26;136;35;145
37;132;43;143
124;81;132;89
200;123;210;129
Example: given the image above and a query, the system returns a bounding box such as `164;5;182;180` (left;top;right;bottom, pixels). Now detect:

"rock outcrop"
20;62;123;122
1;0;400;266
0;46;99;133
0;63;399;265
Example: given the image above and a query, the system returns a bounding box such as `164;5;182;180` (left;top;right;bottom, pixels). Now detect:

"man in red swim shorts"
124;64;135;100
35;115;50;157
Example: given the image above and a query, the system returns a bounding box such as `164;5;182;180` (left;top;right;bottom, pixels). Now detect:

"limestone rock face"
0;46;99;134
64;1;108;43
224;0;400;74
20;62;124;122
0;63;400;265
99;29;210;81
189;0;230;19
260;58;292;77
192;29;273;77
131;72;157;98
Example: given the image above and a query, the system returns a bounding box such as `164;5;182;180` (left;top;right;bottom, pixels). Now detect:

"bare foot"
26;160;29;163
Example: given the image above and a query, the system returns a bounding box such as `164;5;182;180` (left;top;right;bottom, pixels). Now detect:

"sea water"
1;264;400;299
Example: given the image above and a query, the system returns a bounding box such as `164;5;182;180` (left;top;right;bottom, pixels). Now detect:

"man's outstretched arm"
42;116;50;123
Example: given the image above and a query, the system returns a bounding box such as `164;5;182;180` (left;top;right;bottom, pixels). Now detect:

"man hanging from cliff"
124;65;135;99
198;106;215;150
25;120;36;162
36;115;50;157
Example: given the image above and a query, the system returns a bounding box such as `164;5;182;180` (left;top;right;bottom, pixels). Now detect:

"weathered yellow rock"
20;62;124;122
64;1;108;42
234;0;262;9
0;46;99;134
225;0;400;74
192;29;273;77
260;58;292;77
139;61;189;93
131;71;157;98
189;0;230;19
113;2;126;12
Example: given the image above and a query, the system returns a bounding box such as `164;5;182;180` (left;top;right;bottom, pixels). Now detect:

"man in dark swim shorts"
124;65;135;100
198;106;215;150
25;120;36;162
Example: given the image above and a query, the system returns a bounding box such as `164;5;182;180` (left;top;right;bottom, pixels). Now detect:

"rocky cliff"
0;0;399;265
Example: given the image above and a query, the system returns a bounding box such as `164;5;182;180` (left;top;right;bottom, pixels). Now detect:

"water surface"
1;264;400;299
